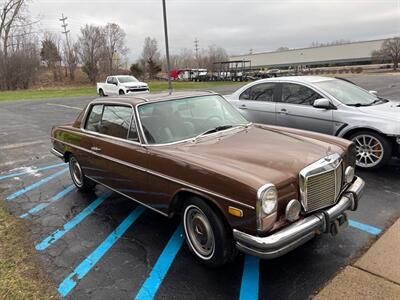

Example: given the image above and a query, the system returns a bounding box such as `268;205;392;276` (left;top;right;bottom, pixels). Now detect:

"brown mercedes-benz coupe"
51;91;364;267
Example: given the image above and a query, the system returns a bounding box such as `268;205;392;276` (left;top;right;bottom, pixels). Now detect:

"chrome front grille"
299;153;343;213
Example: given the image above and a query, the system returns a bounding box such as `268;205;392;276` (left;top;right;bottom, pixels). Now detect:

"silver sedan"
227;76;400;169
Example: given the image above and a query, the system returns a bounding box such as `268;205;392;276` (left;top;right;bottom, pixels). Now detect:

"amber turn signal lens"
228;206;243;217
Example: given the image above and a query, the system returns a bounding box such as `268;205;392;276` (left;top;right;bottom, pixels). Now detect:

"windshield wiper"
347;103;371;107
193;124;249;142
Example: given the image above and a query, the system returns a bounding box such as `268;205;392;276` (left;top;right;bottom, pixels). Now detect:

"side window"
106;77;113;84
99;105;132;139
112;77;118;85
127;117;140;142
85;105;104;132
239;87;251;100
239;83;275;101
281;83;322;105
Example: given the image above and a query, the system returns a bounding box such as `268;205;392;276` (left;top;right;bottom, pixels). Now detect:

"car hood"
123;82;148;88
159;126;345;188
355;101;400;122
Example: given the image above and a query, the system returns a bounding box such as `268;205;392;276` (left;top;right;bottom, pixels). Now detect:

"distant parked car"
97;75;149;96
50;91;363;266
227;76;400;169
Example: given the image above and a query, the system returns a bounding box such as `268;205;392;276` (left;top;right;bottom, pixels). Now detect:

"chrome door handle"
239;104;247;109
279;108;288;114
90;146;101;152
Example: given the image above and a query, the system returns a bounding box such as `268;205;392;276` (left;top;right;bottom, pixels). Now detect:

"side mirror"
369;90;378;95
313;98;334;109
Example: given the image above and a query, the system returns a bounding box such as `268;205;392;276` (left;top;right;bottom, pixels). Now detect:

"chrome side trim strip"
86;175;169;217
52;137;255;210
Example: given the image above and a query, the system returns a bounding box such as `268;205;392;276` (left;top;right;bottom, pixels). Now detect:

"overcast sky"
31;0;400;61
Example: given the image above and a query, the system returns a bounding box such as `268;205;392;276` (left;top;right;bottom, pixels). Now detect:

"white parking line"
47;103;83;110
0;140;47;150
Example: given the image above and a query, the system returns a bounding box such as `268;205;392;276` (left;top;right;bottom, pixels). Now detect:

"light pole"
162;0;172;93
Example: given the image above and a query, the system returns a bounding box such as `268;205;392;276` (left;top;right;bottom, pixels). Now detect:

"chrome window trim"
135;95;251;147
52;137;255;210
81;101;143;145
299;153;342;212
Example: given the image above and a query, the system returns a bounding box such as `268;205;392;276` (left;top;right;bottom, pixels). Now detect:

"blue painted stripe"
135;225;184;300
349;219;382;235
0;162;66;181
58;206;146;297
35;192;112;251
239;255;260;300
20;185;75;219
6;168;69;201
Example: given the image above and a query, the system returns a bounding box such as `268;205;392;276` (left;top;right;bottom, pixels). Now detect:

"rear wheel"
349;131;392;169
69;156;96;192
99;89;105;97
182;197;237;267
119;89;125;95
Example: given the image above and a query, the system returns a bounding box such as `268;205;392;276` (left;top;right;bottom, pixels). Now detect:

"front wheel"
349;131;392;169
182;197;237;267
119;89;125;95
69;156;96;192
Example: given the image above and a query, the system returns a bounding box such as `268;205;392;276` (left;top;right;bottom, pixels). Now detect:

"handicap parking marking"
20;185;76;219
35;191;112;251
348;219;382;235
239;255;260;300
6;168;69;201
134;225;184;300
58;205;146;297
0;162;66;181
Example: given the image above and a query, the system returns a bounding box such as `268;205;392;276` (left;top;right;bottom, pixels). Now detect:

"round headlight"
261;186;277;214
345;166;355;183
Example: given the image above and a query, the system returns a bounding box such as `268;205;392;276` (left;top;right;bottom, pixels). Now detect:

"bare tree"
381;37;400;70
77;24;105;83
276;46;290;51
40;33;62;81
0;0;40;90
103;23;127;73
63;39;79;80
141;37;161;78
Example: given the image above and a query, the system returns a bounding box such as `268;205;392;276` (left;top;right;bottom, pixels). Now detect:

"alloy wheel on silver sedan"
352;134;384;168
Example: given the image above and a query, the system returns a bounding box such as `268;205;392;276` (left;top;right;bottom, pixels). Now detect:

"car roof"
256;76;335;84
91;90;218;106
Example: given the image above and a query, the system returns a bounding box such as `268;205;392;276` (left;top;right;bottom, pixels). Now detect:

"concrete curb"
314;218;400;299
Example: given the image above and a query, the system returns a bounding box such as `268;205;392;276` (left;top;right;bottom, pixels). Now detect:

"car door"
234;82;278;125
83;104;149;203
104;77;117;95
275;82;334;134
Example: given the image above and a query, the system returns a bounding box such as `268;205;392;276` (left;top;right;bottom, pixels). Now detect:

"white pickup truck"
97;75;149;96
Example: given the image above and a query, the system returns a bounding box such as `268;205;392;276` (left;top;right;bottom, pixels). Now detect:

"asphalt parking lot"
0;74;399;299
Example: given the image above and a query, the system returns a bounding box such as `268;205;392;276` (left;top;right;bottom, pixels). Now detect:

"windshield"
118;76;139;83
138;95;249;144
315;79;379;106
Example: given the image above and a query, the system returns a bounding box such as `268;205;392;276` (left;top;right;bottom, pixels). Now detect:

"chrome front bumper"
233;176;365;259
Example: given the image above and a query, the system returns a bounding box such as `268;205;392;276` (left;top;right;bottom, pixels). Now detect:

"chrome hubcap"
184;205;215;259
352;134;384;168
70;157;83;186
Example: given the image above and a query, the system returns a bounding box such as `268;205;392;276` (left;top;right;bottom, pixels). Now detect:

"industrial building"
230;39;387;69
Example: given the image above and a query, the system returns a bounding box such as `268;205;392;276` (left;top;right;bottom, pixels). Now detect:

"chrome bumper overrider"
50;147;64;160
233;176;365;259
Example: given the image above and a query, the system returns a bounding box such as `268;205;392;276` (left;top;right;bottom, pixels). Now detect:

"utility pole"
194;38;199;67
59;14;71;77
162;0;172;93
